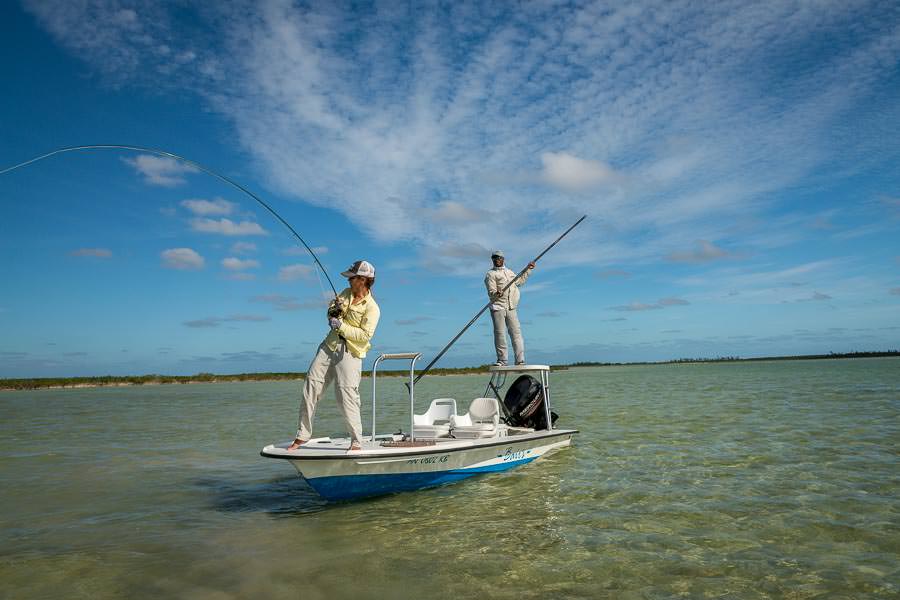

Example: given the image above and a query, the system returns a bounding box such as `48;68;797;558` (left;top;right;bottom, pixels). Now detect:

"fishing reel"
327;299;344;319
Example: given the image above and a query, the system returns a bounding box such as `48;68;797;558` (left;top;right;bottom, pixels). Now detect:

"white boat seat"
450;397;505;439
413;398;457;438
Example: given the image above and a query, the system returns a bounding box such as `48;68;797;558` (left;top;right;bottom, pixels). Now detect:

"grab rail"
371;352;422;442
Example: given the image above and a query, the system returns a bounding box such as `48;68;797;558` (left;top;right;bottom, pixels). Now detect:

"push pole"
411;215;586;386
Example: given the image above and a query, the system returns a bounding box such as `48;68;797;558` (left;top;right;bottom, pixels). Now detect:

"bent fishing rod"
411;214;587;386
0;144;338;297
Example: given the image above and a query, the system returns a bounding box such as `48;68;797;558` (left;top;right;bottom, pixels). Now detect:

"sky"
1;0;898;378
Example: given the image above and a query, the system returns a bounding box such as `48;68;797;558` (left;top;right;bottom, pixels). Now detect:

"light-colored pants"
296;341;363;444
491;308;524;365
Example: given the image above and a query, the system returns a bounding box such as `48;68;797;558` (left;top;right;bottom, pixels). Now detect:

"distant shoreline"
1;351;897;391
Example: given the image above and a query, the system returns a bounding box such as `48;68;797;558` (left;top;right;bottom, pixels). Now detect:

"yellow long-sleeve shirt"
324;288;380;358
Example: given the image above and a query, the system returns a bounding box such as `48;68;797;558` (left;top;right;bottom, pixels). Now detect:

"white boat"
261;353;578;501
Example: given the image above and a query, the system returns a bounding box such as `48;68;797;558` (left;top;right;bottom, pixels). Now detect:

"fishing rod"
411;214;587;386
0;144;338;297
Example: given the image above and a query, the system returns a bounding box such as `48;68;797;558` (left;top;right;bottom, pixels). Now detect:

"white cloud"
123;155;199;187
24;1;900;276
161;247;204;270
424;201;491;224
231;241;257;254
181;197;236;216
221;257;260;271
539;152;618;192
190;218;268;236
278;263;315;282
70;248;112;258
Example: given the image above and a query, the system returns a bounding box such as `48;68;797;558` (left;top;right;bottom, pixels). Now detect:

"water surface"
1;358;898;598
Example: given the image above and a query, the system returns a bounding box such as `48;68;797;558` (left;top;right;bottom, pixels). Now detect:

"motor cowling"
502;374;558;430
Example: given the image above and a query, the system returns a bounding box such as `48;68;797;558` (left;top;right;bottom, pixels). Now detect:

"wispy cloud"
796;291;833;302
611;297;690;311
252;294;326;311
24;1;900;275
667;240;732;264
396;316;435;326
658;297;690;307
70;248;112;258
278;264;315;282
596;269;630;280
231;241;257;254
611;303;660;312
161;247;204;270
183;314;270;328
422;201;491;225
284;245;328;256
123;154;198;187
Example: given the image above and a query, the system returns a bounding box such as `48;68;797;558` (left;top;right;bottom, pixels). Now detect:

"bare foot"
287;438;306;451
348;442;362;452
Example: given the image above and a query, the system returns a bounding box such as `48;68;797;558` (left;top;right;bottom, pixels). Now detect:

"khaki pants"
296;341;363;444
491;308;525;365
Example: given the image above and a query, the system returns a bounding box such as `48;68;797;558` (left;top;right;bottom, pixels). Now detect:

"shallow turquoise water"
1;358;898;598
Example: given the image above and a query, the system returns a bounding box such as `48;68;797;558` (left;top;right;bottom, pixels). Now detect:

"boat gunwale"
260;428;578;461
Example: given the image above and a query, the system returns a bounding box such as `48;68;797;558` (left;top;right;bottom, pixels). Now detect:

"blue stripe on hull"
305;457;537;501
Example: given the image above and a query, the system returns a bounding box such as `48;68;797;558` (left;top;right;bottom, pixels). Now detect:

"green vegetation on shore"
2;351;897;391
568;350;900;367
0;365;495;391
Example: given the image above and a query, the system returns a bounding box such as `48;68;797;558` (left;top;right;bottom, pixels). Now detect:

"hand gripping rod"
411;215;586;385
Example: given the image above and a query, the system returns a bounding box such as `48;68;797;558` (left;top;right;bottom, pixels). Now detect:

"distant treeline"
3;351;897;391
568;350;900;367
0;365;496;391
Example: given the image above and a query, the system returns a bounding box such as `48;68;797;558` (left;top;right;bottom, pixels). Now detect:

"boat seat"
413;398;457;438
450;397;506;438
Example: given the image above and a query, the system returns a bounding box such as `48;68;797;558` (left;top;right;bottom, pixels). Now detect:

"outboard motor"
502;374;558;430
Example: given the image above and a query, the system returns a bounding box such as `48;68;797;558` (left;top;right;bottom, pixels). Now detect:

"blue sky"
1;0;898;378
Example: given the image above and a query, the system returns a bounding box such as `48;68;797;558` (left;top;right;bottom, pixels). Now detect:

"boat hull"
262;429;575;501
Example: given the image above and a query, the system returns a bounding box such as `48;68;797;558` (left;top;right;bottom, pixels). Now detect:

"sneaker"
515;361;526;365
493;362;506;367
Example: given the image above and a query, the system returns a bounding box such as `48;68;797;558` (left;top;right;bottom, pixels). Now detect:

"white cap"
491;250;504;258
341;260;375;279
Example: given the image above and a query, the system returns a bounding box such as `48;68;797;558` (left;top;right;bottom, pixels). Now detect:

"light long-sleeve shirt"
324;288;380;358
484;266;530;311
